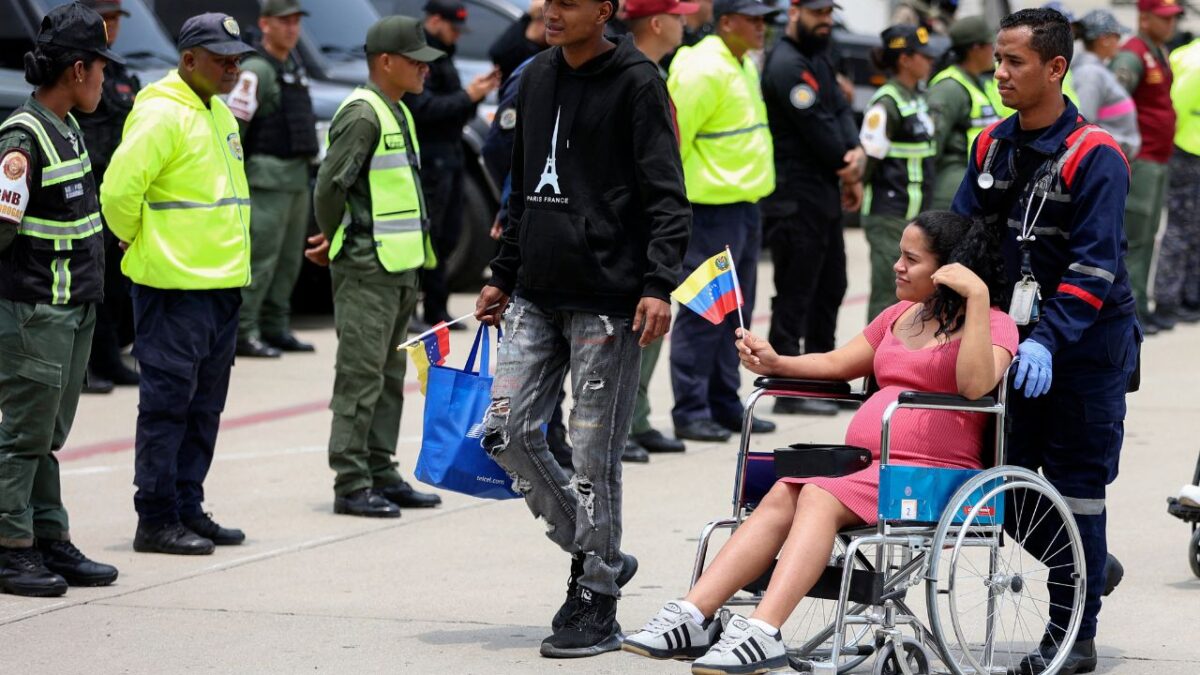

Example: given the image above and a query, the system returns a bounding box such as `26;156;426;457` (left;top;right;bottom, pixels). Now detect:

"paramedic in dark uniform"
759;0;863;416
951;9;1139;674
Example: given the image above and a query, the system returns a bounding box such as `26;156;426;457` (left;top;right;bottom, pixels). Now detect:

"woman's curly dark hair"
911;210;1007;339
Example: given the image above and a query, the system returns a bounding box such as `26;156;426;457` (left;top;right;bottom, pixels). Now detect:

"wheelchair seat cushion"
775;301;1018;525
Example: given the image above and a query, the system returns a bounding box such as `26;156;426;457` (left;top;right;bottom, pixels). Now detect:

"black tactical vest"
0;102;104;305
245;51;319;160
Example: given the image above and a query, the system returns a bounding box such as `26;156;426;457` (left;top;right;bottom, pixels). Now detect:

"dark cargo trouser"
0;301;94;546
240;186;310;341
327;264;417;496
1124;158;1168;316
131;286;239;525
483;297;642;596
1007;315;1139;642
1153;149;1200;311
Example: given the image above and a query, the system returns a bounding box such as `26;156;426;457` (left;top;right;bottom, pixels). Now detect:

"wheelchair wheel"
872;637;933;675
926;467;1086;675
782;538;873;673
1189;528;1200;579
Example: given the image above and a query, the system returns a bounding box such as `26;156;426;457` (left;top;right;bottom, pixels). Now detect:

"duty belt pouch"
774;444;872;479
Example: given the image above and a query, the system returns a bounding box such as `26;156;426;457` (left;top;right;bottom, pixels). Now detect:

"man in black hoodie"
474;0;690;658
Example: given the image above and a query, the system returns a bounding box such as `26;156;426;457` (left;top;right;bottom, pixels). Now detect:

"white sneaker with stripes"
622;601;720;660
691;614;787;675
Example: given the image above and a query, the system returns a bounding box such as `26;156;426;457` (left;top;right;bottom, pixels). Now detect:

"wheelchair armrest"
754;377;853;395
774;444;873;479
896;391;997;410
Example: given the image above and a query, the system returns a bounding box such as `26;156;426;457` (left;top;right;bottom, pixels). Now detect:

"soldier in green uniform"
859;24;939;321
927;16;1000;210
307;15;443;518
0;1;121;597
228;0;319;358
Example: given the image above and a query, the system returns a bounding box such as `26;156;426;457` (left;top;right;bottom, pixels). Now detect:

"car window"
36;0;177;67
303;0;381;62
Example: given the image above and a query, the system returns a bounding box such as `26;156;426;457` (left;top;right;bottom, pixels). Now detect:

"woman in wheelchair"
623;211;1019;673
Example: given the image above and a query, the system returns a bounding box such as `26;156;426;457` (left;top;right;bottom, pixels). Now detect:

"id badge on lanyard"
1009;276;1040;325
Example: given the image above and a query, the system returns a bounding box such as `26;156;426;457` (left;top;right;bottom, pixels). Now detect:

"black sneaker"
552;552;638;632
540;587;622;658
0;546;67;597
133;522;215;555
183;512;246;546
36;539;118;587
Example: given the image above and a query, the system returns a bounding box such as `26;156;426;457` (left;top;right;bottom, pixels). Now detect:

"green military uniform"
231;48;318;345
0;98;101;547
928;65;1000;209
860;79;936;320
314;83;431;496
1111;37;1174;318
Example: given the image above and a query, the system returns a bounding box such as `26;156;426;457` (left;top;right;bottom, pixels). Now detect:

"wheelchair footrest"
1167;497;1200;523
742;561;886;606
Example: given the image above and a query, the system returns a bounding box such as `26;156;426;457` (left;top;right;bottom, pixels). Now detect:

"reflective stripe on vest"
0;112;102;243
930;67;1001;148
866;84;936;220
327;88;432;273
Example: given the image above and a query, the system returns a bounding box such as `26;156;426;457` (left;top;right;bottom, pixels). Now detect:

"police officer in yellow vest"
307;16;442;517
928;16;1000;210
859;24;939;320
0;1;120;597
103;13;255;555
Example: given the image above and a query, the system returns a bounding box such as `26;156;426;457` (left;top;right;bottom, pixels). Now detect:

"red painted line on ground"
59;292;868;463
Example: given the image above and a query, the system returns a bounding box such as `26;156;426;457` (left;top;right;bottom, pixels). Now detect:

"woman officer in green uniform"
859;24;940;321
0;2;121;597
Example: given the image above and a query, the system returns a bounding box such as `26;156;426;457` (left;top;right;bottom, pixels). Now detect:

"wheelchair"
690;372;1088;674
1165;453;1200;579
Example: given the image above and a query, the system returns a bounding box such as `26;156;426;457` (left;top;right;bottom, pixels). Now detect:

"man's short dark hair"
999;8;1074;66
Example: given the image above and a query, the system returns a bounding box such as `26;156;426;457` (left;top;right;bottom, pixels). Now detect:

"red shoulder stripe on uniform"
1061;126;1130;189
801;71;820;91
974;120;1005;169
1058;283;1104;310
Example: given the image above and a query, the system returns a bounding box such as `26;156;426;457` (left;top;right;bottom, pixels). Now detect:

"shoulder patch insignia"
790;84;817;110
499;108;517;131
0;150;30;225
227;71;259;121
860;104;891;160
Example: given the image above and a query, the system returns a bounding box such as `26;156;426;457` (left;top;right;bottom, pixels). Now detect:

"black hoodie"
486;36;691;318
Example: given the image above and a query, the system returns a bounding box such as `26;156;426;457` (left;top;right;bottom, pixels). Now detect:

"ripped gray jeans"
482;296;642;597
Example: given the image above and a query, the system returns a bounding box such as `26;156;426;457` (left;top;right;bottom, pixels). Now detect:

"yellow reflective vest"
929;65;1001;149
101;70;251;290
1171;39;1200;156
668;35;775;205
328;87;434;272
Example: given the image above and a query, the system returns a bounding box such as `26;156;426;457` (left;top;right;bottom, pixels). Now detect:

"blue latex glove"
1014;340;1053;397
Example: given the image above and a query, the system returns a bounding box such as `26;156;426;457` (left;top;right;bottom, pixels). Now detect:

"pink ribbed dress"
782;301;1019;525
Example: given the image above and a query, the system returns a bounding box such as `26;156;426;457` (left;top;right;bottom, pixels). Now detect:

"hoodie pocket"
518;210;614;294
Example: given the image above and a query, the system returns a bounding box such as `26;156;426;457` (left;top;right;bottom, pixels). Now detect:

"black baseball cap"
36;2;125;65
792;0;841;8
880;24;942;59
177;13;257;56
424;0;469;27
713;0;781;18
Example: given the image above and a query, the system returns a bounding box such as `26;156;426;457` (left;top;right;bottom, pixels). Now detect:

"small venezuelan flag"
671;250;743;325
404;322;450;394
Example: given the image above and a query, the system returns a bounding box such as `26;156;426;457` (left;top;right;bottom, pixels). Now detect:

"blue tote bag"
414;324;520;500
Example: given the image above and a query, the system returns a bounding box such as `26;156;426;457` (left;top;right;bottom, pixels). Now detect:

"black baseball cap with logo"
880;23;943;59
37;2;126;65
424;0;469;27
177;12;257;56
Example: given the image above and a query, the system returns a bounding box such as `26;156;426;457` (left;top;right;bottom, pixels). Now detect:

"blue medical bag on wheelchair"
879;465;1003;525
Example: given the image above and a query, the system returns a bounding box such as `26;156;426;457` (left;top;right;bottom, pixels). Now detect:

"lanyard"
1017;173;1053;278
